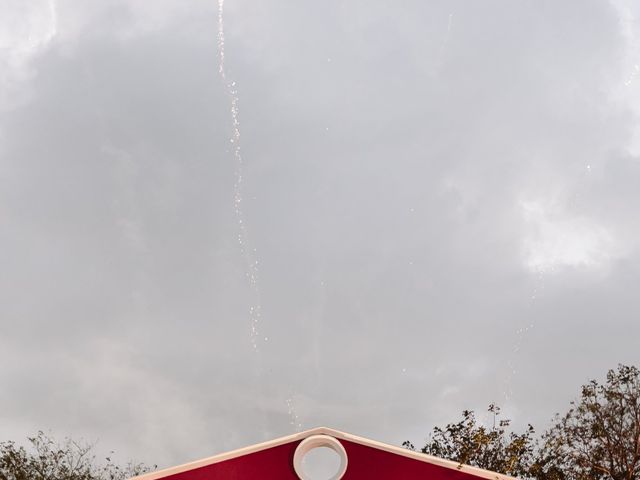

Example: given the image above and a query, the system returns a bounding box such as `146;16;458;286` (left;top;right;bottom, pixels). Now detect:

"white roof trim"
130;426;518;480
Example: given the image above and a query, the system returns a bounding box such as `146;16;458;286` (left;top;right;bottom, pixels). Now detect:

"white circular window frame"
293;434;348;480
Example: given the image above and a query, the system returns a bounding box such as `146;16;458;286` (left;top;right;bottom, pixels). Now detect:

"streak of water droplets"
624;64;639;86
217;1;303;431
502;267;545;403
435;12;454;72
286;396;304;431
217;0;262;351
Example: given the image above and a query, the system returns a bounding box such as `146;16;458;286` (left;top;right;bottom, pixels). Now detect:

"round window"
293;435;348;480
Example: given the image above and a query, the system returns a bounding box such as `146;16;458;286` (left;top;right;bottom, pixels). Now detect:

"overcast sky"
2;0;640;471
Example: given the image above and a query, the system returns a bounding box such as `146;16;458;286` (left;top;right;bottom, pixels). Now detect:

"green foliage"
405;364;640;480
535;364;640;480
404;404;536;477
0;431;151;480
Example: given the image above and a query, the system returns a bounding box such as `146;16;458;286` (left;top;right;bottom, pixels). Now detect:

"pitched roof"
130;426;518;480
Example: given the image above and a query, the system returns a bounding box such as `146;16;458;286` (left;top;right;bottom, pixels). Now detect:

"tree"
404;364;640;480
0;431;152;480
403;404;537;478
535;364;640;480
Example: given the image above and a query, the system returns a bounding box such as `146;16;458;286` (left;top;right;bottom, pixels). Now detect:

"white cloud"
0;0;57;109
521;199;618;273
0;0;57;57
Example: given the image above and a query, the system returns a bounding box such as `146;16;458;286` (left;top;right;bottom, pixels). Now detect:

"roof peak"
131;426;517;480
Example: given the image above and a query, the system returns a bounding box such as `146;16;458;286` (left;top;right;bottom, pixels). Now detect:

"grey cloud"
1;0;640;469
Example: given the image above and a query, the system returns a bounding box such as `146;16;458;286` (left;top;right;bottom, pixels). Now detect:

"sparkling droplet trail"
218;1;303;431
286;396;304;431
217;0;263;351
502;267;545;403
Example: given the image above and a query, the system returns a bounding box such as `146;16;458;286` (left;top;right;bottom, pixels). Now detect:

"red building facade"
131;427;516;480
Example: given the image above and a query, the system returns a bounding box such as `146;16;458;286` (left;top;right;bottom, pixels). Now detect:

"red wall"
158;439;491;480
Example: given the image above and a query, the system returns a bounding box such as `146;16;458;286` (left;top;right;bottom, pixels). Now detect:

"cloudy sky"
2;0;640;470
